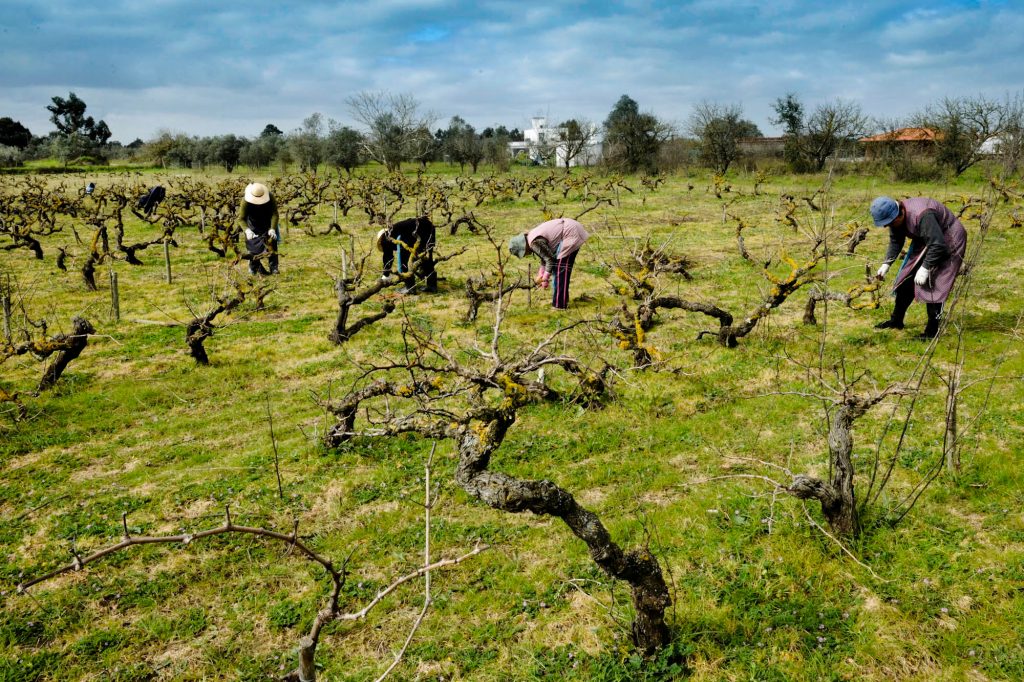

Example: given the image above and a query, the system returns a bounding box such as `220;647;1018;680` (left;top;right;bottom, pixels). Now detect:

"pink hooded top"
526;218;589;276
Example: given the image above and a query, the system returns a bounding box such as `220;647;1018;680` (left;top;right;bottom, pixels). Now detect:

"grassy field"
1;164;1022;681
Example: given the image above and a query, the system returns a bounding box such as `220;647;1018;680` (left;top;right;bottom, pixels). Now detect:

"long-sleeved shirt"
382;216;436;275
530;236;558;273
239;199;279;235
525;218;589;273
883;210;949;270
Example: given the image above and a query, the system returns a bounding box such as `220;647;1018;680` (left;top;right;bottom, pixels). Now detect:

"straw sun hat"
244;182;271;205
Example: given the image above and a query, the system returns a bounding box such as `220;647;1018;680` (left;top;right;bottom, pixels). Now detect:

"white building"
509;117;603;167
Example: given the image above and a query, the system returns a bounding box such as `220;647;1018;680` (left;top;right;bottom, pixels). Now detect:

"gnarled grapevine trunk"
453;416;671;653
787;396;891;538
38;316;95;391
329;278;395;344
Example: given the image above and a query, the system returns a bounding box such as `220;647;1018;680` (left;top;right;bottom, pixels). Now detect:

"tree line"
2;90;1023;178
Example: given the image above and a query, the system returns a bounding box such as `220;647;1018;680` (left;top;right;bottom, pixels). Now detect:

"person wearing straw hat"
869;196;967;339
375;215;437;293
508;217;589;310
240;182;280;275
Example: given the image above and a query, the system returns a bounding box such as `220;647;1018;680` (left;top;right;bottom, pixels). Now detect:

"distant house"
860;127;940;159
508;117;602;167
738;137;785;156
979;135;1004;155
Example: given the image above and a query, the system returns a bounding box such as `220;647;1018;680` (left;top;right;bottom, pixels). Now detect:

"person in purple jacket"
870;196;967;339
509;217;590;309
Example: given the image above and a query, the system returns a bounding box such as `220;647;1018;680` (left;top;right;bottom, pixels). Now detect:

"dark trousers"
383;217;437;291
246;235;278;274
551;250;578;309
890;264;942;334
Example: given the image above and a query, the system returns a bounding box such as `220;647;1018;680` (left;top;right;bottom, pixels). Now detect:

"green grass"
1;164;1022;680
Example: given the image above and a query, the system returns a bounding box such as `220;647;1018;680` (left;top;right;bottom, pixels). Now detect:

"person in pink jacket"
509;218;590;309
870;196;967;339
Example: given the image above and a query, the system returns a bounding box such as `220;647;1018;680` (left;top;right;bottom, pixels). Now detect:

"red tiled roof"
860;127;941;143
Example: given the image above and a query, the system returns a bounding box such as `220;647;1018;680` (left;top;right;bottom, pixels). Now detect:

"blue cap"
508;234;527;258
870;196;899;226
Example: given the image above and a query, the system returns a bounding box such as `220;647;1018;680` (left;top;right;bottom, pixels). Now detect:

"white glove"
266;229;277;240
244;228;256;240
914;266;931;287
876;263;890;279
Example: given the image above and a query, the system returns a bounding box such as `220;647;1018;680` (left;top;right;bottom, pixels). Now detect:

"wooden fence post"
1;274;11;342
527;262;532;308
110;271;120;322
164;239;172;284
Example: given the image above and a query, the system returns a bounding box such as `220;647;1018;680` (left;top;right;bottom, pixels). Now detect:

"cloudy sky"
2;0;1021;143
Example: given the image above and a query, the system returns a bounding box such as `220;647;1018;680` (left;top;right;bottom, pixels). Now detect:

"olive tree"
603;95;674;173
288;113;326;173
443;116;484;173
324;121;364;175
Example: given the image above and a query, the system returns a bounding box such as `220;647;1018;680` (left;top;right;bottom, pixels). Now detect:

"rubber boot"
918;303;942;339
876;278;913;330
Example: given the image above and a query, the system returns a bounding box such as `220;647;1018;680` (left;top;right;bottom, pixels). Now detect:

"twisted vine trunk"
185;318;214;365
329;278;395;345
788;401;868;537
645;296;738;347
453;416;671;653
38;317;95;391
185;294;246;365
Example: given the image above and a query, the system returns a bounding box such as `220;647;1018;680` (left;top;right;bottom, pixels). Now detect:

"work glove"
914;266;931;287
876;263;890;279
266;229;277;241
244;228;256;240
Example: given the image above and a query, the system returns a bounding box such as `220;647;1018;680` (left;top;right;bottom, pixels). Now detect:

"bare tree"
771;95;867;172
688;101;759;174
557;117;600;169
802;99;869;171
1;313;97;395
917;94;1009;176
347;91;437;172
185;276;272;365
995;91;1024;177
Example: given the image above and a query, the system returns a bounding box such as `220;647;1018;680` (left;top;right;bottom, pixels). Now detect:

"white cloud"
2;1;1021;142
